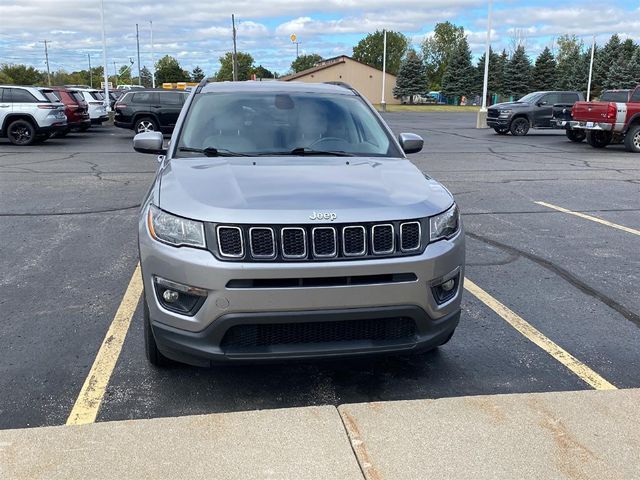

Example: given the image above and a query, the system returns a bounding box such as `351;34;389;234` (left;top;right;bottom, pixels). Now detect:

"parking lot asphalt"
1;113;638;429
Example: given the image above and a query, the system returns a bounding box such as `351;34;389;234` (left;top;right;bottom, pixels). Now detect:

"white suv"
75;88;109;124
0;85;67;145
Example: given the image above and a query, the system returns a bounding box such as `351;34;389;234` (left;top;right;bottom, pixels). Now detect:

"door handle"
0;104;10;107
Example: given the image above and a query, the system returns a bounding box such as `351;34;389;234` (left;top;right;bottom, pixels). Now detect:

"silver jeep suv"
0;85;67;145
134;81;465;367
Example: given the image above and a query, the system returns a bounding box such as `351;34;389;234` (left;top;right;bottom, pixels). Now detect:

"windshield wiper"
288;147;354;157
178;147;249;157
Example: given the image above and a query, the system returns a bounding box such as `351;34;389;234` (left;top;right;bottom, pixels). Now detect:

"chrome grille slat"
281;227;307;258
312;227;337;258
400;222;421;252
371;224;394;254
249;227;276;258
343;226;366;256
217;226;244;258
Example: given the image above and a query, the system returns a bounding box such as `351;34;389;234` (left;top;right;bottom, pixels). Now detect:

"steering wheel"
308;137;346;148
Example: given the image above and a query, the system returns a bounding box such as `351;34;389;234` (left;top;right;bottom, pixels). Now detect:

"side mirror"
537;101;548;107
133;131;166;154
398;133;423;154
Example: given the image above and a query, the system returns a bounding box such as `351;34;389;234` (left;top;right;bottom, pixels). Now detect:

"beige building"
280;55;400;105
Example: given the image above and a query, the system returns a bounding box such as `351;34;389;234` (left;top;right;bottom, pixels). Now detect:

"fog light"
162;289;179;303
430;270;460;305
154;276;207;316
441;279;455;292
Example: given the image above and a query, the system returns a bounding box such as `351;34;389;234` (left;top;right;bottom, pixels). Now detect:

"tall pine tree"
505;45;531;98
532;47;557;91
604;52;635;89
441;37;474;100
593;35;622;96
392;49;426;104
629;48;640;86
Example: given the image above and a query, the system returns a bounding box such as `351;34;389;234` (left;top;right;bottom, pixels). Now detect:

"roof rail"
323;81;354;90
195;77;208;94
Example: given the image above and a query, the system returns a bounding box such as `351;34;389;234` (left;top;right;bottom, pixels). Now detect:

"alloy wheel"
10;125;32;145
634;131;640;150
137;121;155;133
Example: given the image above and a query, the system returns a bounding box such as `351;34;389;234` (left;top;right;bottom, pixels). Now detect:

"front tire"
586;130;612;149
144;297;172;367
566;129;586;143
510;117;530;136
7;119;36;145
624;124;640;153
135;117;158;134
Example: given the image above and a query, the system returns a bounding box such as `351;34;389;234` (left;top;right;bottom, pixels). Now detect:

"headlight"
430;204;460;242
147;205;206;248
499;109;512;115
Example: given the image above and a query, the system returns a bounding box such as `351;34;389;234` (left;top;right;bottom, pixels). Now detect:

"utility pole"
99;0;110;110
231;14;238;81
476;0;493;128
114;61;118;86
381;29;387;112
88;54;93;88
136;23;142;85
587;35;596;101
150;20;156;88
42;40;51;86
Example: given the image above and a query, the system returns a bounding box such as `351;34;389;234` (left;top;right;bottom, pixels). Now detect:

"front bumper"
139;215;465;365
486;118;510;128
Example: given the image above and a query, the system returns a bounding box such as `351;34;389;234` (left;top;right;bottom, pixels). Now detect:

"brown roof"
280;55;396;81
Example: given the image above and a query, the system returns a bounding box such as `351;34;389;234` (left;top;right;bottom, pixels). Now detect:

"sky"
0;0;638;77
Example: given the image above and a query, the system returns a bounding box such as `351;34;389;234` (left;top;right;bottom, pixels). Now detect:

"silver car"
134;81;465;367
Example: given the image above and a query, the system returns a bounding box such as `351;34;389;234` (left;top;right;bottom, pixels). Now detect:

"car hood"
157;157;454;224
490;101;529;109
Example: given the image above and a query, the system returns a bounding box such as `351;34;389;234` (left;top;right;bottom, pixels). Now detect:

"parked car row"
488;86;640;153
113;89;189;134
0;84;109;145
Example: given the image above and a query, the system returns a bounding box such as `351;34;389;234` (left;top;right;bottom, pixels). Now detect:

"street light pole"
381;29;387;112
231;14;238;81
136;23;142;86
476;0;493;128
150;20;156;88
42;40;51;86
587;35;596;101
88;54;93;88
99;0;110;110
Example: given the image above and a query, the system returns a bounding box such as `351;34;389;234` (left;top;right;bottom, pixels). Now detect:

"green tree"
118;65;132;85
352;30;408;76
441;37;475;100
191;65;205;82
421;22;466;89
593;35;621;96
216;52;255;81
155;55;189;84
532;47;557;91
604;53;635;89
555;35;584;91
0;64;44;85
392;49;426;103
140;66;153;87
474;47;503;98
290;54;322;73
254;65;275;79
505;45;532;98
629;48;640;86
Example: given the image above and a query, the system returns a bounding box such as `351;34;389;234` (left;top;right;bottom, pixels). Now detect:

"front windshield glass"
518;92;542;103
176;92;400;157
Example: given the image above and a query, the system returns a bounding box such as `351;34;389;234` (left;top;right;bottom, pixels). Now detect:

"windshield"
518;92;543;103
176;92;400;158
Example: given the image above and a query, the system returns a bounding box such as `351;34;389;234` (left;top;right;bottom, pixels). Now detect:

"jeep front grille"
209;220;427;262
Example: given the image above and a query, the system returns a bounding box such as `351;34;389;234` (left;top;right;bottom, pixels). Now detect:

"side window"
0;87;7;102
560;93;578;104
540;93;560;105
631;89;640;103
132;92;154;104
10;88;37;103
162;92;183;105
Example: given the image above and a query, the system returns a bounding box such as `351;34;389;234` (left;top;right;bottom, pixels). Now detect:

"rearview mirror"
398;133;423;154
133;131;166;154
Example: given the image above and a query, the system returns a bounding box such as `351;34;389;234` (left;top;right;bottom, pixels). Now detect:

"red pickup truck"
570;85;640;152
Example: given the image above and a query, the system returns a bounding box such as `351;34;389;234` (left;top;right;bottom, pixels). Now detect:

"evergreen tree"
555;35;584;91
140;66;152;87
629;48;640;86
191;66;205;82
593;35;622;96
494;50;509;98
505;45;531;98
532;47;557;91
441;37;475;100
393;50;427;103
604;53;635;89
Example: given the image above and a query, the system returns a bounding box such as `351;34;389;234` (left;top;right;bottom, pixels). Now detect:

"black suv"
487;91;584;136
114;89;189;134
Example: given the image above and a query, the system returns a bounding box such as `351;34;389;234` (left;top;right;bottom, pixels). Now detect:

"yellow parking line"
66;264;143;426
464;278;617;391
535;201;640;236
